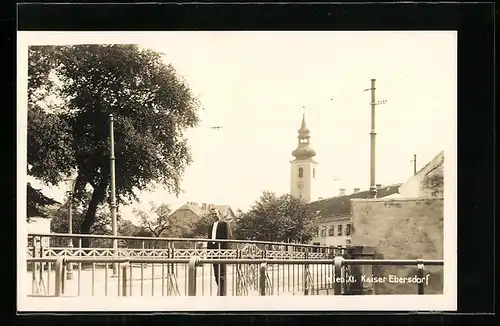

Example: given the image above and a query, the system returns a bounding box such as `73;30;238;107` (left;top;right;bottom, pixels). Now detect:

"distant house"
307;184;402;247
398;151;444;198
170;201;237;223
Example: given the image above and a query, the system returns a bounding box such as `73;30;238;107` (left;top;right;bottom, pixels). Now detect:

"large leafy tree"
133;202;196;237
236;191;315;243
186;213;216;239
50;190;146;248
186;208;243;239
27;45;200;244
27;183;60;219
421;169;444;197
50;191;113;235
118;219;148;237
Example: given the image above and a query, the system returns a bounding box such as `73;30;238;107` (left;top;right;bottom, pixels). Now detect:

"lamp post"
64;177;76;280
109;114;118;277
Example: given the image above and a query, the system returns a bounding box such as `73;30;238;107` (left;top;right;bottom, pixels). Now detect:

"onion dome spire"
292;114;316;160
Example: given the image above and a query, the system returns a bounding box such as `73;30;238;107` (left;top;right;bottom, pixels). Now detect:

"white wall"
311;218;352;246
398;174;423;198
27;217;52;247
312;235;351;247
290;158;317;203
27;217;51;234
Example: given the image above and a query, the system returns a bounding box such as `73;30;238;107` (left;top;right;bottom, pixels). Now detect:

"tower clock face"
297;182;304;189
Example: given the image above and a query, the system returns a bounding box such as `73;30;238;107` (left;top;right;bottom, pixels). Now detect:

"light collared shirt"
211;220;219;244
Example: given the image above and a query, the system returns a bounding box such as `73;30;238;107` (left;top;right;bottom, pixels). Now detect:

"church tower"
290;114;317;202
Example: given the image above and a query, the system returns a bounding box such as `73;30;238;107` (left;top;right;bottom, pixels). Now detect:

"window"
328;226;335;236
298;167;303;178
345;224;351;236
314;227;319;237
337;224;343;236
320;228;326;237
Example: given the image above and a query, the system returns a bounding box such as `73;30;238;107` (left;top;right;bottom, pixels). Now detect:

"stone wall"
351;197;444;295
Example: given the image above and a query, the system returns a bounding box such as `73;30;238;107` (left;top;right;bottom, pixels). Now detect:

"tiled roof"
173;203;235;218
177;203;206;216
308;183;402;219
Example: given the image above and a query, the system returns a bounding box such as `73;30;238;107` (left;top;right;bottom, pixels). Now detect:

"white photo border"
17;31;457;312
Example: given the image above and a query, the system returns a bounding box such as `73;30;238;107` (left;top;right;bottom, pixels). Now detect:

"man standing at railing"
207;207;233;296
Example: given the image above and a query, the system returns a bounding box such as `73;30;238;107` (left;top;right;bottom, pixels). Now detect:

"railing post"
347;246;375;295
31;236;41;276
235;248;242;295
121;262;129;296
304;249;309;295
333;256;343;295
417;260;425;295
259;262;267;296
33;236;40;259
187;256;199;296
327;246;335;259
54;257;66;297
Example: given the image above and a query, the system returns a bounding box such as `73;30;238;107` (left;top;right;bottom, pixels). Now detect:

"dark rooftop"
308;183;402;219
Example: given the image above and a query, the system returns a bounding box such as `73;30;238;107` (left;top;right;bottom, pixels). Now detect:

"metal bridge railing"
27;233;348;262
26;256;443;297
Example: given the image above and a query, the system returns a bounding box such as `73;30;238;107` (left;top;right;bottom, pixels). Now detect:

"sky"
19;31;457;223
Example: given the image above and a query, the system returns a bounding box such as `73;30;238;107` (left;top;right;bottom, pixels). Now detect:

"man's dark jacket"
207;220;233;249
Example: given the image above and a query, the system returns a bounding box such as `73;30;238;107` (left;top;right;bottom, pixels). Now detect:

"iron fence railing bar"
342;259;444;266
27;257;444;266
29;233;341;250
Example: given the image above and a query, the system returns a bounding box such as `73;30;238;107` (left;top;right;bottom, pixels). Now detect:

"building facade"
312;216;352;247
307;185;401;246
309;150;443;246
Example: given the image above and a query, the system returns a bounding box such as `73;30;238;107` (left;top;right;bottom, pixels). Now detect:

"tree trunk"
80;183;107;248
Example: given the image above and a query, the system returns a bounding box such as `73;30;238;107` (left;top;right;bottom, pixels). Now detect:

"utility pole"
410;154;417;175
364;79;387;199
109;114;118;277
369;79;377;199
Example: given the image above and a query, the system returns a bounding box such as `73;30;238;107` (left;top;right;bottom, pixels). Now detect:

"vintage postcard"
17;31;457;311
